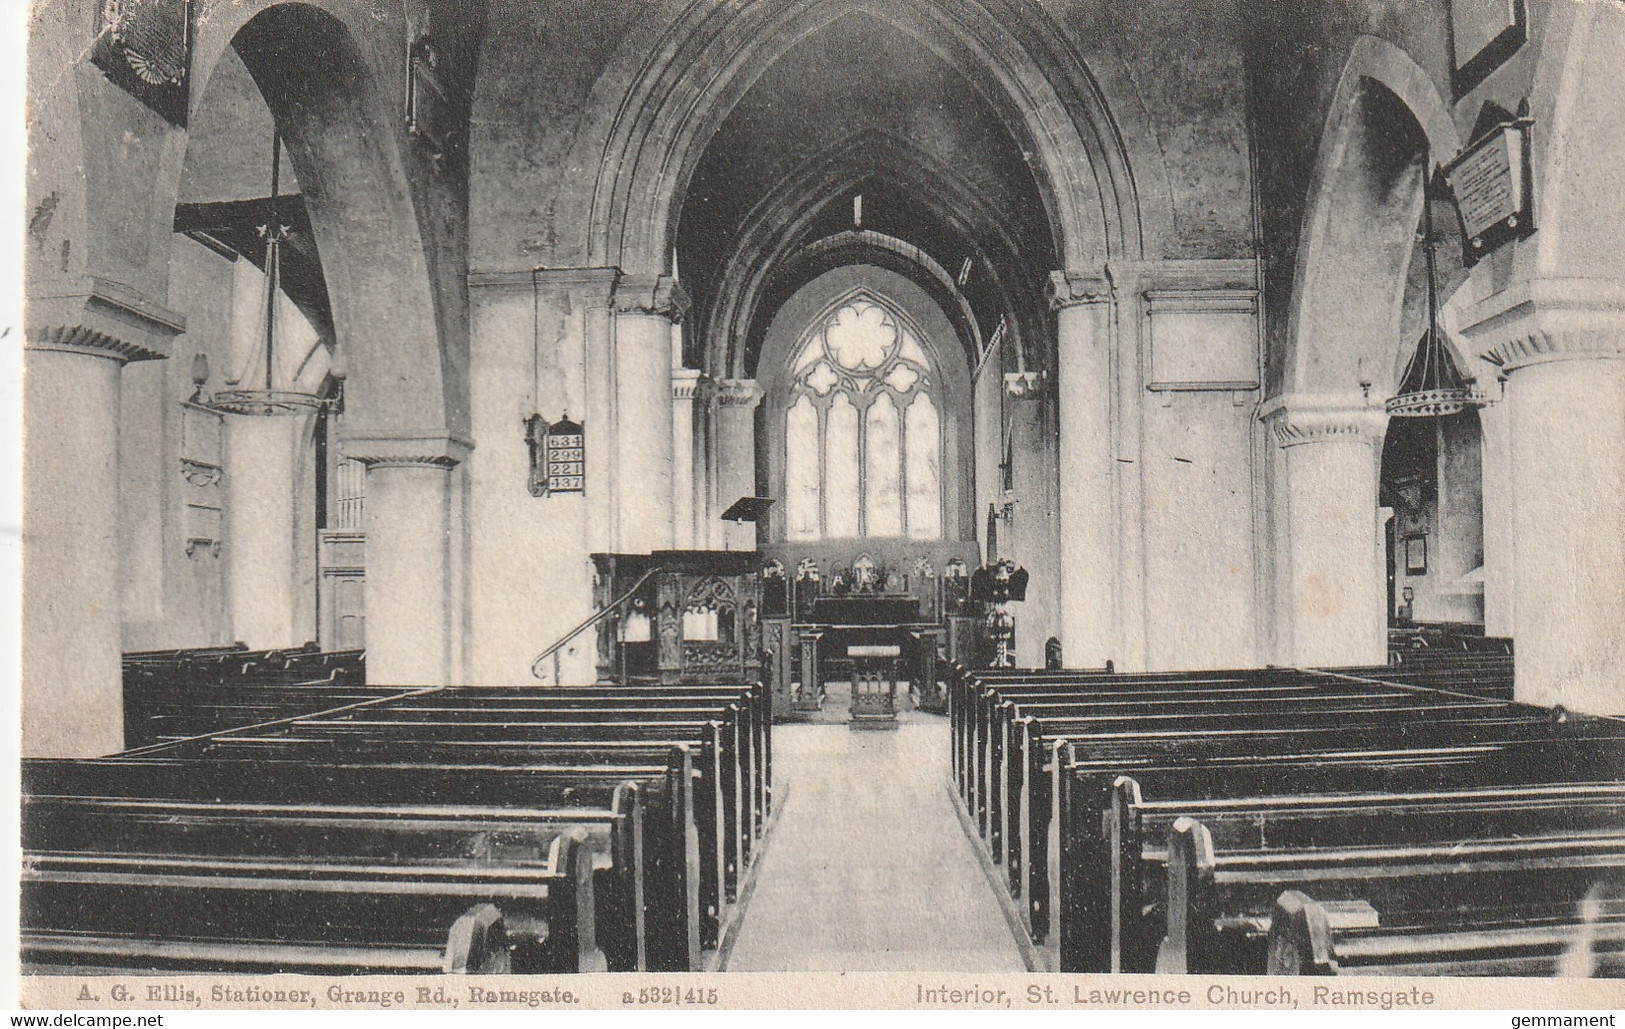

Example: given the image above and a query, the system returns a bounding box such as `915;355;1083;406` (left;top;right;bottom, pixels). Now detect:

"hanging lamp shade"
211;128;327;417
1386;167;1487;419
1386;323;1485;417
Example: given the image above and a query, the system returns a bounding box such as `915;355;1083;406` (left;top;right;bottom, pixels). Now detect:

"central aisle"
724;717;1028;971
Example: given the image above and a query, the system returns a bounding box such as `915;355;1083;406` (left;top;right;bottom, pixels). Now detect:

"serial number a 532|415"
624;986;720;1006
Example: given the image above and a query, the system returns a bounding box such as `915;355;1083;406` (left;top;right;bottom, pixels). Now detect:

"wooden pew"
23;791;603;975
196;723;737;955
983;677;1454;844
30;681;768;972
1116;778;1625;975
288;706;751;908
953;663;1624;976
993;681;1509;886
190;683;765;953
965;670;1566;930
24;753;689;972
122;646;372;748
1155;788;1625;976
1322;656;1516;702
1267;886;1625;977
1045;724;1625;973
1006;699;1612;964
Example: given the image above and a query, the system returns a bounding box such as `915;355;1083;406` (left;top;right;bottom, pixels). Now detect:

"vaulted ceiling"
676;10;1056;378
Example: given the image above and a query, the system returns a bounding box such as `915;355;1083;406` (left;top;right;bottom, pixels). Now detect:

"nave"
21;643;1625;979
724;718;1026;972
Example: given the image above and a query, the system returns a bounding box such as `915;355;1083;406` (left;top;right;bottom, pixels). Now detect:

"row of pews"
951;662;1625;977
1322;652;1516;702
23;679;771;975
123;644;375;749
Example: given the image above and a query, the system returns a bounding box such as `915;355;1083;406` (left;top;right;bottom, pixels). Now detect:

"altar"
757;544;981;719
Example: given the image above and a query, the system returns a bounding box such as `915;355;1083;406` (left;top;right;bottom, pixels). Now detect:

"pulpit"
591;551;762;686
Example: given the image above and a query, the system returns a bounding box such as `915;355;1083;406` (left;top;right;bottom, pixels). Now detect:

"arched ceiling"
676;9;1055;376
174;46;331;337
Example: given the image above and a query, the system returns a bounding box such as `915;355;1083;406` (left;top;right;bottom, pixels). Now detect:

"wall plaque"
1443;117;1534;265
92;0;192;127
527;415;584;497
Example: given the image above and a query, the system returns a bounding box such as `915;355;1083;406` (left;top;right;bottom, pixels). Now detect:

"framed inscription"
1448;0;1526;98
525;414;584;496
543;417;585;495
1442;116;1534;265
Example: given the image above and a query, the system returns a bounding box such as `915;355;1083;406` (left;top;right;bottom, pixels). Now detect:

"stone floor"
723;714;1027;971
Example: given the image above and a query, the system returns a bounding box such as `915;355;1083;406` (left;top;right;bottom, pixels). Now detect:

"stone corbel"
1047;268;1114;310
184;537;222;559
1260;394;1389;448
1003;370;1047;400
615;274;691;324
179;459;223;488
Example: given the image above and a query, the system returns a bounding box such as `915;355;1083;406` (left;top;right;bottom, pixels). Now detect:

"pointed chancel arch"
553;0;1156;276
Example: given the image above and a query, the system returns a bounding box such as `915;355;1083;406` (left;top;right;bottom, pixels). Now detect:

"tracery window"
783;296;943;541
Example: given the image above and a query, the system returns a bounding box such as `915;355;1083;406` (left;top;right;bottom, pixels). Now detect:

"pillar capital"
714;378;762;408
1048;268;1114;310
672;367;712;402
26;276;185;362
25;323;168;363
467;266;623;305
340;431;473;469
1457;277;1625;374
1261;394;1388;448
614;274;691;323
1003;370;1047;400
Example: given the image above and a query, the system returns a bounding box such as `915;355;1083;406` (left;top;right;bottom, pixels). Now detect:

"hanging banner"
92;0;192;127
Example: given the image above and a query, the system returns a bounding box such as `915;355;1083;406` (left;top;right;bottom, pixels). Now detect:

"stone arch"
552;0;1153;277
1284;35;1464;400
170;1;457;441
1525;1;1625;293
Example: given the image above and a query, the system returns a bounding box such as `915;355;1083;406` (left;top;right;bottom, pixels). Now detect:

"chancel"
17;0;1625;984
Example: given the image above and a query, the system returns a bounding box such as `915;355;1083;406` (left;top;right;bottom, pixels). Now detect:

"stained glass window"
782;295;944;540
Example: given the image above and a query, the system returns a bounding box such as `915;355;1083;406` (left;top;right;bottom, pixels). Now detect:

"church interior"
18;0;1625;980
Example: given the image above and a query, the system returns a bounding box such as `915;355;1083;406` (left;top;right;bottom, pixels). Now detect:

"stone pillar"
1479;333;1624;713
714;379;761;551
1477;395;1516;637
1050;270;1118;668
671;369;709;549
1003;371;1057;667
346;436;470;686
224;413;313;648
23;325;167;757
612;276;689;554
1264;397;1389;667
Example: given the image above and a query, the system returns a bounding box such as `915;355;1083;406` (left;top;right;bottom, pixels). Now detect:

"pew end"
1153;817;1216;974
